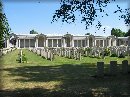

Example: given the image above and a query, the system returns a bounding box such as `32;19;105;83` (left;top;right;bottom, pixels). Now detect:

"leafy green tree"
125;29;130;37
111;28;126;37
52;0;129;31
0;1;11;48
30;29;38;34
85;33;90;35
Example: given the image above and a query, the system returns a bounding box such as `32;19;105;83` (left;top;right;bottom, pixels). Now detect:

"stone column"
19;39;20;48
114;39;117;46
95;39;97;47
85;39;86;47
99;40;100;47
87;37;89;47
29;39;30;48
105;39;107;47
57;39;58;47
128;36;130;46
72;40;74;47
92;38;95;47
44;38;46;47
52;39;53;47
35;38;38;48
77;40;78;47
109;38;111;47
63;39;66;47
46;39;48;47
102;40;104;47
81;40;82;47
24;39;25;48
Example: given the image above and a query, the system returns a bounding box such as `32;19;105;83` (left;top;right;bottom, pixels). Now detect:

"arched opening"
38;36;44;47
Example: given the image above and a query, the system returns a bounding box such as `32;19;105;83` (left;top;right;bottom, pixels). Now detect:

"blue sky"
3;0;129;36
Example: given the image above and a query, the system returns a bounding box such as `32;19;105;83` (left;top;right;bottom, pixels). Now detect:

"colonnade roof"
14;33;129;40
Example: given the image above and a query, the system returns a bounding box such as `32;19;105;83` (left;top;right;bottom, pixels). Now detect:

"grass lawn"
0;49;130;97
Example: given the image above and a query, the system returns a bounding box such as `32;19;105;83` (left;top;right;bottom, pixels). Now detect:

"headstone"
20;50;22;63
68;50;71;58
85;51;87;57
122;60;128;74
76;51;78;60
97;62;104;77
50;52;53;61
79;52;81;60
109;61;118;75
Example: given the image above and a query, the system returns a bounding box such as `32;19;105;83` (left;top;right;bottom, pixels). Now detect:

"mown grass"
0;49;130;97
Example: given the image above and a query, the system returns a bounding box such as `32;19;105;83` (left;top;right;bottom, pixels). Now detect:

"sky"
2;0;129;36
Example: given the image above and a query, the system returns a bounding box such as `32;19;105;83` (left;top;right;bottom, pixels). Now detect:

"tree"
30;29;38;34
111;28;126;37
85;33;90;35
0;1;11;48
124;29;130;37
52;0;129;31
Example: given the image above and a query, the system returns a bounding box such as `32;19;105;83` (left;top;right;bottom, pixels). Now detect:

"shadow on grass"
1;63;130;97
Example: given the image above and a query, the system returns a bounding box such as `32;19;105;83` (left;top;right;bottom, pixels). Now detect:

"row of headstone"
109;46;130;56
97;60;129;77
47;46;129;60
84;46;130;58
51;46;130;58
0;48;16;57
28;46;130;61
56;48;82;60
29;48;54;61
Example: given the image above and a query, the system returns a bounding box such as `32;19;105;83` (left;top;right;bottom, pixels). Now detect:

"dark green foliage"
111;28;126;37
104;48;110;56
16;52;27;63
52;0;129;31
114;5;130;26
85;33;90;35
30;29;38;34
22;54;27;63
0;1;11;48
124;29;130;37
118;53;125;58
85;48;92;52
110;53;118;57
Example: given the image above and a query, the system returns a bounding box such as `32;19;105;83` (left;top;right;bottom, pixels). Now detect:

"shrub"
85;48;92;53
16;51;27;63
104;48;110;56
118;53;125;58
22;54;27;63
110;53;118;57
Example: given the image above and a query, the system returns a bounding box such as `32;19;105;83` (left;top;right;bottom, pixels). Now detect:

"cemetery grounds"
0;49;130;97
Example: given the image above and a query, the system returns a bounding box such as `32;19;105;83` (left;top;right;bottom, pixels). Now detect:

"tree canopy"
0;1;11;48
30;29;38;34
111;28;125;37
124;29;130;37
111;28;130;37
85;33;90;35
52;0;130;31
